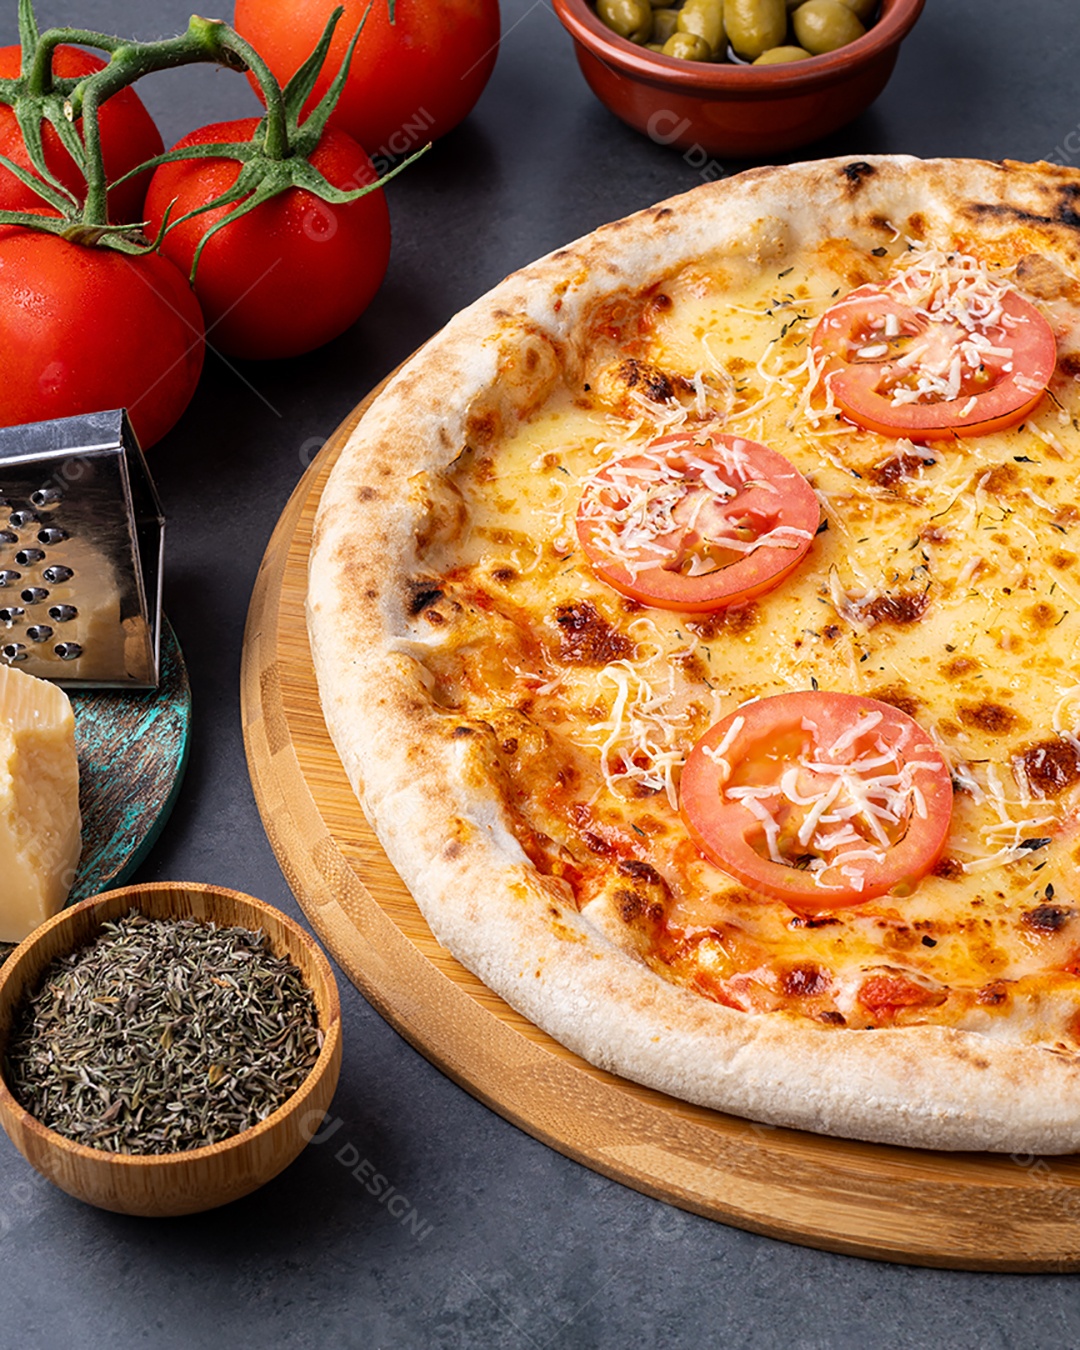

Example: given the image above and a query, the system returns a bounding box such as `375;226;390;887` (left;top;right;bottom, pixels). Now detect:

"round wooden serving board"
241;383;1080;1273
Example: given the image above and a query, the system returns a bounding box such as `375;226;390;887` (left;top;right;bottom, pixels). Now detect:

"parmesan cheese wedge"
0;664;81;943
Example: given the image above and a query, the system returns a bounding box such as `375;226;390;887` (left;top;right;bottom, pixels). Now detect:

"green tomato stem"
27;30;127;98
59;15;294;223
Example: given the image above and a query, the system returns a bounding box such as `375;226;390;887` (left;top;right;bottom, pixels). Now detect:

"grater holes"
0;531;16;546
15;549;45;566
0;607;23;625
8;510;38;528
0;571;21;587
42;565;73;584
30;488;62;509
48;605;77;623
2;644;27;662
54;642;81;661
37;527;67;546
20;587;48;604
26;625;52;643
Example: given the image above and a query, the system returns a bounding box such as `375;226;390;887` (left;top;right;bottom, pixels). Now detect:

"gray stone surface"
1;0;1078;1344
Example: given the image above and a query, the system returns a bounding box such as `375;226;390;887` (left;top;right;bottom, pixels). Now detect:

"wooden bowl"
0;882;342;1217
552;0;925;157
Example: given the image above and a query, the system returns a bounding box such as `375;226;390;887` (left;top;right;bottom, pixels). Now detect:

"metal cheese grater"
0;409;164;689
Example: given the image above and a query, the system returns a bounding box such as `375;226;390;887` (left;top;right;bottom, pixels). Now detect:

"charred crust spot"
686;602;760;640
1060;353;1080;379
864;590;929;627
958;699;1017;734
788;914;841;928
652;292;673;311
582;830;611;855
982;463;1020;496
823;623;841;640
966;192;1080;230
451;725;475;738
653;207;673;219
817;1010;846;1025
932;856;963;880
842;161;876;188
783;964;829;997
1027;601;1057;629
358;485;378;502
443;840;463;861
869;451;933;488
407;581;444;615
490;567;517;584
868;683;920;717
942;655;980;680
555;600;633;665
618;357;676;404
364;587;378;601
1051;551;1077;569
976;980;1009;1007
1023;904;1075;933
615;887;665;925
1015;738;1080;797
906;211;927;238
467;410;498;446
617;858;664;885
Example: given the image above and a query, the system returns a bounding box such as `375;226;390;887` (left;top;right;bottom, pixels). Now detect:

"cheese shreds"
580;443;809;582
721;717;930;891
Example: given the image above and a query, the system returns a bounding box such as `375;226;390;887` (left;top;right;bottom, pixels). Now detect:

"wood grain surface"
241;386;1080;1272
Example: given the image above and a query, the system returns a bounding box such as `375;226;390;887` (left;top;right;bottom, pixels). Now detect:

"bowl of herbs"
0;882;342;1216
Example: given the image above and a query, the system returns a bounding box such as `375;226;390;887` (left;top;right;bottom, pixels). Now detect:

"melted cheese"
410;234;1080;1044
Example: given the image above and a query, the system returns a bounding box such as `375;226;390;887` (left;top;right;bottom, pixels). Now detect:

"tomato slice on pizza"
811;253;1057;439
575;431;820;612
679;692;954;912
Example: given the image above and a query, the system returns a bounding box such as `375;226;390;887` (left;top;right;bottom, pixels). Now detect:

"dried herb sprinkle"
5;912;321;1155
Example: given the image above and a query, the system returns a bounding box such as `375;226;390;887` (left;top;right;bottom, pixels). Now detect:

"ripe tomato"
812;258;1056;439
232;0;501;153
0;46;163;223
576;431;820;612
143;118;390;360
0;228;205;448
680;692;953;912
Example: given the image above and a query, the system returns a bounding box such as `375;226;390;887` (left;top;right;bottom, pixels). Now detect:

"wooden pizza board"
241;381;1080;1272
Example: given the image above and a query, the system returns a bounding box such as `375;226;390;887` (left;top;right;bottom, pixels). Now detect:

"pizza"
308;155;1080;1153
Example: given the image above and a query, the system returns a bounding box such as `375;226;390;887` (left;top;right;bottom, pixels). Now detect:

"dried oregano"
5;911;322;1154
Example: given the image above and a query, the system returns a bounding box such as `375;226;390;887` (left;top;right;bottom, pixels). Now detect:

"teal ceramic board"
67;616;191;901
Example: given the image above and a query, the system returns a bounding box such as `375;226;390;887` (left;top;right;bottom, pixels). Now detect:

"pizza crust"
309;155;1080;1153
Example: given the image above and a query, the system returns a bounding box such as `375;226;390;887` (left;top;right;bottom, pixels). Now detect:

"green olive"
837;0;876;18
753;43;813;62
662;30;713;59
676;0;726;55
651;6;682;44
725;0;787;60
791;0;866;53
597;0;653;43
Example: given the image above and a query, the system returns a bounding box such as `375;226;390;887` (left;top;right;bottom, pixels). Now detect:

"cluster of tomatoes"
0;0;500;448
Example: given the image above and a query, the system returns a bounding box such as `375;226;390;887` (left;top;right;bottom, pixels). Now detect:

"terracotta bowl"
552;0;925;158
0;882;342;1217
